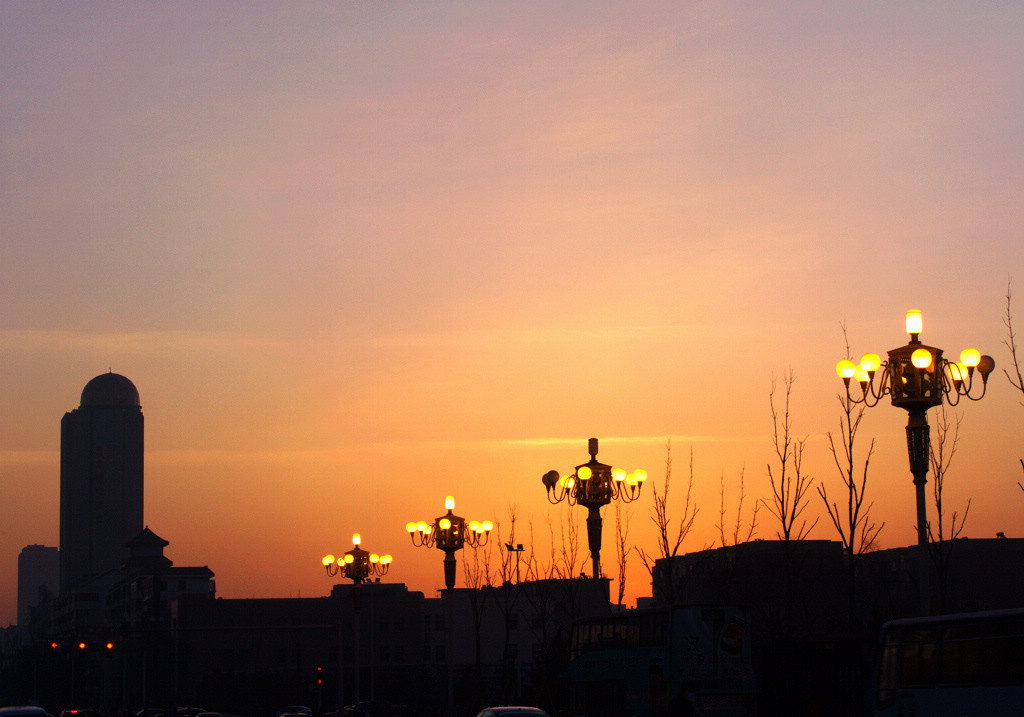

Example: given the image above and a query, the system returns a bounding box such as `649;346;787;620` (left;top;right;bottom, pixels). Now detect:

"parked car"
474;708;549;717
0;708;52;717
274;707;311;717
176;708;209;717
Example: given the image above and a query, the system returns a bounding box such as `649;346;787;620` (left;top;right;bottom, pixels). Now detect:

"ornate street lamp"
836;310;994;613
542;437;647;579
406;496;492;590
406;497;491;717
322;533;393;587
321;534;392;707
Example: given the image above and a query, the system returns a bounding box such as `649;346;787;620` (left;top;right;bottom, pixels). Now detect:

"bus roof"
882;606;1024;629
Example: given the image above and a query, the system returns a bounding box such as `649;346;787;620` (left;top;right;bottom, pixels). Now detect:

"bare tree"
613;501;631;610
489;507;524;703
1002;277;1024;495
764;369;818;542
717;466;760;547
636;442;699;605
524;518;556;582
762;368;818;632
461;531;496;706
554;504;586;578
818;325;885;621
927;406;969;613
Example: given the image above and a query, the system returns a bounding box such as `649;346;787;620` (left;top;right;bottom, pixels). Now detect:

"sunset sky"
2;2;1024;627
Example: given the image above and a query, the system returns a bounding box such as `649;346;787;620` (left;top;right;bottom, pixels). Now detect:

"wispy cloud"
1;329;293;355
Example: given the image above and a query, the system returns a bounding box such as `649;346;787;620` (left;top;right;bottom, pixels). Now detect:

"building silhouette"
16;544;59;643
652;537;1024;715
59;372;144;593
8;371;1023;716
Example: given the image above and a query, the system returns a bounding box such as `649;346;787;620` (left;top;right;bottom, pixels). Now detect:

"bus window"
877;630;900;710
877;609;1024;716
901;628;939;687
940;634;980;684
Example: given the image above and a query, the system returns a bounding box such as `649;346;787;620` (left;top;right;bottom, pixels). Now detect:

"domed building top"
80;372;141;408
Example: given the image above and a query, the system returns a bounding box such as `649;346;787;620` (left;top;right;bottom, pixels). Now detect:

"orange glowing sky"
2;3;1024;627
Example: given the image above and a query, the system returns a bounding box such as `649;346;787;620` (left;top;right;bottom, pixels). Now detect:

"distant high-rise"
59;372;144;592
17;544;59;627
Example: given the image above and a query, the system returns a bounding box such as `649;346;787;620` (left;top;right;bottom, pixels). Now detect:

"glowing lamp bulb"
352;533;361;545
439;518;452;530
634;469;647;483
860;353;882;373
612;468;626;482
370;553;379;563
406;522;416;533
445;496;455;511
854;365;870;383
960;348;981;367
836;360;856;379
906;309;923;335
322;555;336;567
469;520;481;532
911;348;933;368
417;521;428;533
577;466;592;481
482;520;494;532
381;554;392;564
344;554;354;564
949;363;967;382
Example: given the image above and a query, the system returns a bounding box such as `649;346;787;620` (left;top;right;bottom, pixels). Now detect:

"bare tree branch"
614;501;631;609
818;323;885;621
1004;277;1024;495
717;466;759;546
764;368;818;541
1004;277;1024;400
927;405;970;613
928;406;968;543
637;442;699;604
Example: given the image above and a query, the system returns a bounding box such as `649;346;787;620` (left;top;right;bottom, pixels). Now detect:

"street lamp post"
406;496;493;591
406;497;492;717
322;534;392;709
836;310;994;613
542;437;647;579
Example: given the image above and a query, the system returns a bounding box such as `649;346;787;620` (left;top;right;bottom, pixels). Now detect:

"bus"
876;607;1024;716
569;605;756;717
